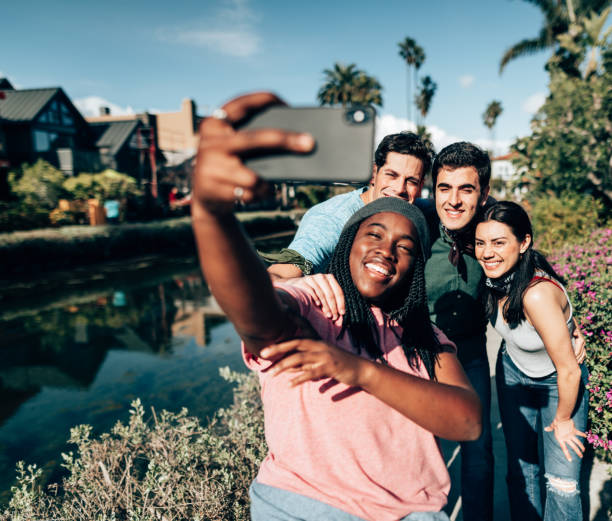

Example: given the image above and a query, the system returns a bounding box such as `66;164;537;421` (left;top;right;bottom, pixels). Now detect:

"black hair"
432;142;491;191
480;201;565;328
327;216;441;379
374;132;432;177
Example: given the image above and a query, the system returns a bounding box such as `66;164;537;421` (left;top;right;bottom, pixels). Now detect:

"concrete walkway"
440;326;611;521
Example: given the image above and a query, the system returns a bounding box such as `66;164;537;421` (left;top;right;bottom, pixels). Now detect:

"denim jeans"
459;354;494;521
249;480;450;521
496;347;589;521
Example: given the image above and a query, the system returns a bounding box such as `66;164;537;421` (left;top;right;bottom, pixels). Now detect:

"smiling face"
475;220;531;278
366;152;425;204
435;166;489;231
349;212;418;303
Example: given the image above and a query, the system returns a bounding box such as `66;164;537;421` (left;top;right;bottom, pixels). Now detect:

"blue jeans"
496;347;589;521
249;481;450;521
459;354;494;521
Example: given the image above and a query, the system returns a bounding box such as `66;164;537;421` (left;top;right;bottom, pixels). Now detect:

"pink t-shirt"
243;284;452;521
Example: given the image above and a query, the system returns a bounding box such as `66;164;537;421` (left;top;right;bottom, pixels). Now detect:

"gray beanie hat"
342;198;431;260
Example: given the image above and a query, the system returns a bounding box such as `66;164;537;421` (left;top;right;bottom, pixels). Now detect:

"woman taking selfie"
475;201;588;521
192;92;481;521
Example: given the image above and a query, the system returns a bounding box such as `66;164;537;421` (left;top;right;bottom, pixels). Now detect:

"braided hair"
327;202;442;379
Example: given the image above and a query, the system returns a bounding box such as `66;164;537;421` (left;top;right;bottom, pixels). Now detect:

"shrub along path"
0;209;305;277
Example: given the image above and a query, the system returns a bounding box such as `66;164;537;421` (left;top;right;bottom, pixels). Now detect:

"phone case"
241;106;375;184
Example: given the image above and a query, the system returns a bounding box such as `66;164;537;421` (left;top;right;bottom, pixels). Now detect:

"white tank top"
492;273;574;378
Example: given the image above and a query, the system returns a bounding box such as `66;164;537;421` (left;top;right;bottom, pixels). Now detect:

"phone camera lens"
353;110;365;123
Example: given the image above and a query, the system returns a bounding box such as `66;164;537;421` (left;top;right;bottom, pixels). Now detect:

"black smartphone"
241;106;375;184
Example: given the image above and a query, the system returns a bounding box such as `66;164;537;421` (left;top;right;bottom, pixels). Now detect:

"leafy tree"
509;2;612;207
482;100;503;155
398;37;425;122
317;63;383;107
554;6;612;78
8;159;66;209
414;75;437;124
511;68;611;205
499;0;610;75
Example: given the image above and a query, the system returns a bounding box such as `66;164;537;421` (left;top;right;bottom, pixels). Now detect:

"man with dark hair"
266;132;431;282
425;141;494;521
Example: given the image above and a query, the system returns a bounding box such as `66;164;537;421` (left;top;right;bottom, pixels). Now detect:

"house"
87;99;202;195
491;152;518;182
89;117;166;191
0;78;99;196
490;152;527;199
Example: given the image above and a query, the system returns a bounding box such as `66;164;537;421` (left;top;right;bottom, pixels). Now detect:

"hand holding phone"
241;106;375;184
192;92;315;214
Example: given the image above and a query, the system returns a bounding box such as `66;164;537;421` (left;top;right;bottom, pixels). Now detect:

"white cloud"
376;114;459;151
459;75;475;88
376;113;511;155
375;114;416;143
174;30;260;57
473;137;513;157
158;0;261;57
74;96;135;118
522;92;546;114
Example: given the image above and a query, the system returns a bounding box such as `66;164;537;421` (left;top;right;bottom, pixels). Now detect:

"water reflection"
0;259;247;504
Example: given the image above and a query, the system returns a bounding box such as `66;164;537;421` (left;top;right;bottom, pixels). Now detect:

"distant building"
87;99;201;194
0;78;202;200
491;152;527;199
491;152;517;182
0;78;99;197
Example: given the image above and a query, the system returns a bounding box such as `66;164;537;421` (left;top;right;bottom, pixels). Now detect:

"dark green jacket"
425;223;488;364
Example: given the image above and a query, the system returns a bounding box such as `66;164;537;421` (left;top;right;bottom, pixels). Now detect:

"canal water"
0;236;290;505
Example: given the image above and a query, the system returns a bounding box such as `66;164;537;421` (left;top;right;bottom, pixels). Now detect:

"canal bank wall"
0;210;305;277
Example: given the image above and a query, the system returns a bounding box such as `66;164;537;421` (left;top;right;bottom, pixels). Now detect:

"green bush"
549;228;612;462
530;193;605;254
8;160;66;210
0;201;51;232
1;368;265;521
0;211;301;275
63;170;142;201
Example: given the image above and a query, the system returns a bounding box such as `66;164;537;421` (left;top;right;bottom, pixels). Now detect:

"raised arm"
191;92;314;354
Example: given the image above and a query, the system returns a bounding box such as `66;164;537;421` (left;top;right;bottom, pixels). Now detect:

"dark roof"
0;87;59;122
0;78;14;90
90;120;139;156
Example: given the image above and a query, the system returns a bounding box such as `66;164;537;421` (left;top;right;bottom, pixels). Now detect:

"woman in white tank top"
474;201;589;521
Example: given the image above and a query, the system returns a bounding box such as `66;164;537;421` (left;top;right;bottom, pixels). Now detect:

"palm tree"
398;37;425;123
415;76;437;125
317;63;383;107
482;100;503;156
499;0;610;75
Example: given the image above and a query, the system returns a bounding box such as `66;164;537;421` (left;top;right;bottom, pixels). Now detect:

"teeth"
365;263;390;276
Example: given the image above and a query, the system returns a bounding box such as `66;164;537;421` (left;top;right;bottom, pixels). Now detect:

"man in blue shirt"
265;132;434;316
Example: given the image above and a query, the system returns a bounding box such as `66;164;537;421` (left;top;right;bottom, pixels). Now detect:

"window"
60;103;74;126
37;99;75;127
33;130;59;152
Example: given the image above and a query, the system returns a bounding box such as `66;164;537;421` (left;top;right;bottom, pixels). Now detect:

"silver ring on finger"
211;108;228;121
234;186;245;205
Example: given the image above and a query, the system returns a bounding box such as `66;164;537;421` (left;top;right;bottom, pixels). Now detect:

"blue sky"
2;0;553;154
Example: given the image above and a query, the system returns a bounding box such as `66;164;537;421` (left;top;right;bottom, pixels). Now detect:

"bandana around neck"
441;222;476;266
485;271;515;296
